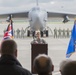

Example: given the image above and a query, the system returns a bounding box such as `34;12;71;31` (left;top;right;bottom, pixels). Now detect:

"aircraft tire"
46;30;48;37
41;31;43;37
32;31;35;37
27;30;30;37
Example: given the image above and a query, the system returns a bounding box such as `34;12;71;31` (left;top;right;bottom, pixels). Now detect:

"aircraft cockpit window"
32;7;40;11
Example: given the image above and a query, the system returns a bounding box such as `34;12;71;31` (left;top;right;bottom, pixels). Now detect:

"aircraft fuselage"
28;6;47;31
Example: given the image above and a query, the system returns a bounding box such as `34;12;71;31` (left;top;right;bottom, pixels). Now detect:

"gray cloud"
0;0;33;7
0;0;76;13
0;0;75;7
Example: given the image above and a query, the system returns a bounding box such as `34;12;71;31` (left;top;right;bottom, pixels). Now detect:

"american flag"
3;24;13;40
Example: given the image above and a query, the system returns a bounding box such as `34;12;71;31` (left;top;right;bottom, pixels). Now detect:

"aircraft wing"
0;9;76;18
47;9;76;18
0;10;29;18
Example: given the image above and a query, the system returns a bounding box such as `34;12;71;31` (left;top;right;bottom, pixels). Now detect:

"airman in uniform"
54;27;57;38
66;28;70;38
58;28;62;38
16;28;20;38
62;29;66;38
31;30;46;44
21;27;25;38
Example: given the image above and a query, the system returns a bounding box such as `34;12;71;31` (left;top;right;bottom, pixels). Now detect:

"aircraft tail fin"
36;0;39;6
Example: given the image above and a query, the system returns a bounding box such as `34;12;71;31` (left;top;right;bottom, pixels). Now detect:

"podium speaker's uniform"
31;44;48;74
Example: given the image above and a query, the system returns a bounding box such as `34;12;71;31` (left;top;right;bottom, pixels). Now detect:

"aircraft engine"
6;15;12;22
63;15;70;23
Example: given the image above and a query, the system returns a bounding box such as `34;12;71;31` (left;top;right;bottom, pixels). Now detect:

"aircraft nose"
35;14;41;21
35;14;43;25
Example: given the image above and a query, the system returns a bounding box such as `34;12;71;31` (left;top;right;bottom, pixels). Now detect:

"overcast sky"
0;0;76;14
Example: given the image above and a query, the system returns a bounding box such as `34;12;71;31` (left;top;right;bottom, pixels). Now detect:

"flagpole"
10;15;14;38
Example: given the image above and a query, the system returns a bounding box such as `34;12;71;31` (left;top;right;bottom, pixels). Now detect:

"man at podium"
31;30;48;73
31;30;46;44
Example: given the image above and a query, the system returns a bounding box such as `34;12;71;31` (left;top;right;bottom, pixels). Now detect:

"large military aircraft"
0;1;76;37
28;6;48;37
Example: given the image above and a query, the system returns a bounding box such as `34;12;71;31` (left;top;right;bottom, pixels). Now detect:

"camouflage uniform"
16;28;20;38
21;28;25;38
31;38;46;44
54;27;57;38
66;28;70;38
62;29;66;38
58;28;62;38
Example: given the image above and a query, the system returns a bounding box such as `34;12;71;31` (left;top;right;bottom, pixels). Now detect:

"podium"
31;44;48;74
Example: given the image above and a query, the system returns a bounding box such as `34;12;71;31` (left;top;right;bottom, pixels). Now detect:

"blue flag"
66;23;76;58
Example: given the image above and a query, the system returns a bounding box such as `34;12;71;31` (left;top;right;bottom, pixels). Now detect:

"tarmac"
15;37;69;71
0;21;76;75
14;36;76;75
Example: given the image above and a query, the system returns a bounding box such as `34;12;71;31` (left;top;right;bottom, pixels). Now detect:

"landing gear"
46;30;48;37
32;31;35;37
27;30;49;37
40;30;48;37
27;30;35;37
27;30;30;37
41;31;43;37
